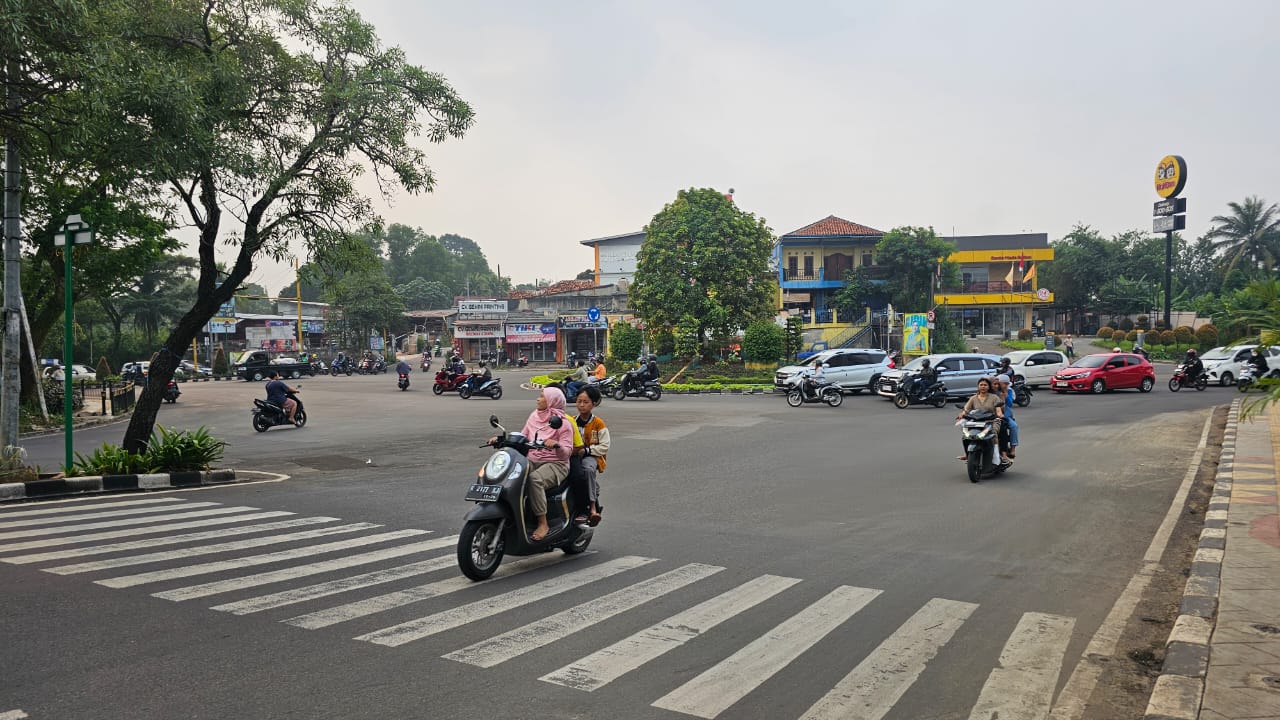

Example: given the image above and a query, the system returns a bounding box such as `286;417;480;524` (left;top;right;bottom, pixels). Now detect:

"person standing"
1063;335;1075;360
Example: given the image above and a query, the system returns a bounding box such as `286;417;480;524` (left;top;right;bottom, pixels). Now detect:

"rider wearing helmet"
1183;348;1204;383
1249;347;1271;376
913;358;938;399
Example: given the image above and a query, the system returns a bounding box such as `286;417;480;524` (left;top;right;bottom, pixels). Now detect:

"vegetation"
742;321;784;363
784;316;804;361
70;426;227;476
873;227;959;311
607;321;643;365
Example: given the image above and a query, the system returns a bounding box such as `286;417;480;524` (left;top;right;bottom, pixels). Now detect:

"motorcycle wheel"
459;386;473;399
1167;377;1182;392
1238;379;1252;393
646;385;662;401
612;387;627;402
967;450;982;483
786;390;804;407
251;414;270;433
489;386;503;400
1015;389;1031;407
457;520;504;581
893;392;910;409
432;383;445;396
345;369;352;376
932;392;948;408
400;384;407;391
562;527;592;554
823;388;843;407
1195;377;1208;391
293;410;307;428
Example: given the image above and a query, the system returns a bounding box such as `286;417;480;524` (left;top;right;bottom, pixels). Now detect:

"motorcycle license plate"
465;484;502;502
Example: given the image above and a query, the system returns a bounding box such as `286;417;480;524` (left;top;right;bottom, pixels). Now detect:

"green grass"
1000;339;1050;350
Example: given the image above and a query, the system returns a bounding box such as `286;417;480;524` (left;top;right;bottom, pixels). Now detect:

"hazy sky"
247;0;1279;293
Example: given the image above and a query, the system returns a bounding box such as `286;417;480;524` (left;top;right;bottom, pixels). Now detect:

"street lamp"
53;214;93;472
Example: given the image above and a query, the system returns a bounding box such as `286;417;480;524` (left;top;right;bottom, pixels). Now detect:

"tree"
742;321;784;364
784;316;804;361
630;188;775;356
113;0;473;452
872;227;958;311
829;266;877;319
1206;196;1280;276
576;268;595;281
394;278;451;310
1041;225;1125;332
607;321;642;364
330;271;405;342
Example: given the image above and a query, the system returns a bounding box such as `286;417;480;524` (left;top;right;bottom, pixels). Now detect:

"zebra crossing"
0;495;1079;719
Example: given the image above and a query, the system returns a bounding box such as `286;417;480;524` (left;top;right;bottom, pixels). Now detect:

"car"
178;360;213;377
876;353;1003;399
1001;350;1068;388
121;361;151;382
42;364;97;382
1201;344;1280;386
774;348;892;394
1050;352;1155;394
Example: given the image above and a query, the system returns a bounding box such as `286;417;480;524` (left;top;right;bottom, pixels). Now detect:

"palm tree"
1206;196;1280;276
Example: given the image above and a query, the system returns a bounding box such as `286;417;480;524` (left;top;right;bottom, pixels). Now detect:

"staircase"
828;322;874;349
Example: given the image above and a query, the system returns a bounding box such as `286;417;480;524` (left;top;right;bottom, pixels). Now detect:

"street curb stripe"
0;470;241;502
0;506;260;541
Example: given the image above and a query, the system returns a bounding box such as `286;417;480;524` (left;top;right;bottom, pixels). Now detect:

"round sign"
586;307;601;322
1037;287;1050;301
926;310;935;322
1155;155;1187;198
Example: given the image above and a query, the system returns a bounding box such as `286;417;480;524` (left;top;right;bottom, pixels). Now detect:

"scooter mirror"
548;415;563;429
489;415;500;428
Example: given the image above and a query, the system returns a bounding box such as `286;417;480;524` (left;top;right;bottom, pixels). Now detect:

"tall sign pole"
53;215;94;471
1153;155;1188;330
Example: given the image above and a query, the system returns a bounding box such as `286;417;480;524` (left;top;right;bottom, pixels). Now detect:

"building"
581;231;644;287
937;234;1055;338
775;215;885;324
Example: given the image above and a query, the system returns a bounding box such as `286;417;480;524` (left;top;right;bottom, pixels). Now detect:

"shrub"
1173;325;1194;345
1195;324;1219;348
71;443;148;475
608;321;643;365
1126;330;1140;342
742;321;784;363
651;328;675;356
143;426;227;471
1118;317;1134;332
1017;328;1033;341
0;445;36;483
1097;326;1114;339
95;356;112;379
212;347;229;375
1160;330;1176;346
1136;314;1150;330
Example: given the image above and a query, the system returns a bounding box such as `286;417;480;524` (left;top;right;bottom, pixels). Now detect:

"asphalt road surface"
4;368;1227;720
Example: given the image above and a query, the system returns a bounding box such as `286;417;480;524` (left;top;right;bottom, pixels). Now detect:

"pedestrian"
1063;335;1075;360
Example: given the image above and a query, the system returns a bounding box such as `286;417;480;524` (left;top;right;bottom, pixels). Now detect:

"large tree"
108;0;472;452
630;188;775;354
1041;225;1125;331
1206;196;1280;276
872;226;958;311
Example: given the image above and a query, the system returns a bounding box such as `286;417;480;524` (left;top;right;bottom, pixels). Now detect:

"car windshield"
1200;347;1232;361
1003;351;1031;364
902;357;933;371
1071;355;1109;369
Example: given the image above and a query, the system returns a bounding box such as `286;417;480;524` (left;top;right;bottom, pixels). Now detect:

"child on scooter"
573;385;610;526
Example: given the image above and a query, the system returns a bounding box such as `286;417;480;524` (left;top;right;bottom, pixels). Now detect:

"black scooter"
893;374;949;409
459;377;503;400
398;372;410;391
956;405;1010;483
457;415;592;580
163;381;181;404
1011;375;1032;407
251;389;306;431
612;368;662;401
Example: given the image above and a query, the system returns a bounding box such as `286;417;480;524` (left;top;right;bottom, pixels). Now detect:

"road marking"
285;552;588;630
541;574;801;691
969;612;1076;720
0;506;263;541
0;510;296;552
446;563;724;668
799;597;978;720
356;555;658;647
0;496;185;518
2;516;334;564
155;536;458;601
0;501;220;528
212;556;459;615
94;528;425;588
652;585;882;719
45;523;374;574
0;710;28;720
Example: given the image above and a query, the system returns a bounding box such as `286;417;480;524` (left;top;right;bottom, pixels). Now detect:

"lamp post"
53;215;93;471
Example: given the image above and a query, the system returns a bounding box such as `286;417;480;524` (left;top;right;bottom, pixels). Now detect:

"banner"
505;323;557;343
903;313;930;354
458;300;508;315
560;314;609;330
454;322;504;338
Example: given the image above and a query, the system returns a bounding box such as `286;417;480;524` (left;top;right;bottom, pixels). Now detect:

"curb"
523;381;775;396
1143;399;1237;720
0;469;239;503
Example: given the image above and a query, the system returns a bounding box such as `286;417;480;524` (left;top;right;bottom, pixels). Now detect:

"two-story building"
775;215;884;325
937;234;1055;338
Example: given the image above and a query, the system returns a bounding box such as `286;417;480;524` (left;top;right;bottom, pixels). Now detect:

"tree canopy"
873;227;958;311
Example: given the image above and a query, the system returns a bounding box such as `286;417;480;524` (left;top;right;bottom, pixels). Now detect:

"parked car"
774;348;893;394
178;360;213;377
42;364;97;382
1050;352;1155;394
876;353;1003;399
121;361;150;383
1201;344;1280;386
1000;350;1068;388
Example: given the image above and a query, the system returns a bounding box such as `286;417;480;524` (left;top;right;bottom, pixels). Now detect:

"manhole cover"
293;454;372;471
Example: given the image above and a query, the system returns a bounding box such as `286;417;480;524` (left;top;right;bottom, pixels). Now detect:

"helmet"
921;358;931;367
649;355;658;362
1112;347;1122;352
1187;348;1197;356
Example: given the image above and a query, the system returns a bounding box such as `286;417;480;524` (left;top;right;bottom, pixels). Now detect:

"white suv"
774;348;892;394
1202;345;1280;386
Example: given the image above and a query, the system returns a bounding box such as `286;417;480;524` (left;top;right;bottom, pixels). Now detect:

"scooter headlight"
483;452;511;481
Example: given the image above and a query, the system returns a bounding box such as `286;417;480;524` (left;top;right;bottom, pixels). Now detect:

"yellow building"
935;234;1055;337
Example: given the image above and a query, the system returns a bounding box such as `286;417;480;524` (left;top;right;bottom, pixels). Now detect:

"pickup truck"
234;350;316;381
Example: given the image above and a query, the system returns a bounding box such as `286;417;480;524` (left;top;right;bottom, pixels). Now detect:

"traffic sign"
1153;198;1187;216
926;310;935;322
1154;215;1186;233
586;307;601;322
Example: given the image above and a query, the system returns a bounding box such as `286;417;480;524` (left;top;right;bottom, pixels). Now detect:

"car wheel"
1139;377;1154;393
290;370;301;379
1090;379;1105;394
251;371;264;382
1220;371;1234;386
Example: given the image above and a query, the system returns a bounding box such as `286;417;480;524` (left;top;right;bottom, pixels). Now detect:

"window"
984;359;1002;371
823;354;849;368
1030;353;1059;365
963;358;989;372
1107;359;1125;369
803;255;814;277
938;359;962;372
861;252;873;267
788;256;798;276
1125;356;1144;366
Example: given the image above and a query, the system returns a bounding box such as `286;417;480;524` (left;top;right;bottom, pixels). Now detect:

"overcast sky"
246;0;1280;293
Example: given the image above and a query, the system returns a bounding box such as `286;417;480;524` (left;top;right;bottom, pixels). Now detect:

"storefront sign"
454;322;504;338
1155;155;1187;198
560;315;609;330
302;320;324;333
505;323;557;343
458;300;508;316
205;319;237;332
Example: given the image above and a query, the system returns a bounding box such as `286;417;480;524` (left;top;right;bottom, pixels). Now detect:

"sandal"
588;511;602;527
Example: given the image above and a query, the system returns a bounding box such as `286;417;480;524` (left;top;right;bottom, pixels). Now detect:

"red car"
1050;352;1156;394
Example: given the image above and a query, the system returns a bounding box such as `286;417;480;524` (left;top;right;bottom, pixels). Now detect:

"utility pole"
1;58;24;449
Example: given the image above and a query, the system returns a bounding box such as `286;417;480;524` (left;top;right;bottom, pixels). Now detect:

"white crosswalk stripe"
446;563;724;668
1;516;335;565
211;555;459;615
0;501;220;528
0;506;263;541
541;573;802;692
0;709;29;720
969;612;1075;720
154;535;459;601
651;585;882;719
356;555;658;646
0;496;185;518
799;597;979;720
95;528;424;588
0;510;296;553
45;523;373;574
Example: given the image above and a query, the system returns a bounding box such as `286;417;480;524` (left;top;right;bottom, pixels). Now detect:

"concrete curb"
1143;399;1237;720
522;381;775;396
0;469;239;503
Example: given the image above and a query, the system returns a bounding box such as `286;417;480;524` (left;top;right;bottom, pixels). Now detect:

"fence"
46;380;137;417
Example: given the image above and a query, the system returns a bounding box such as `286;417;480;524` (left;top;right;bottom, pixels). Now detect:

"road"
2;369;1227;719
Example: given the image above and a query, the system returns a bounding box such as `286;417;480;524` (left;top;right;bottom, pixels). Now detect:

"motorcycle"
457;414;593;580
892;374;948;409
956;406;1010;483
420;356;432;372
1236;364;1278;392
1011;375;1032;407
398;372;410;391
311;360;329;376
251;389;306;431
433;368;470;395
517;355;529;368
1168;362;1208;392
372;357;388;374
784;374;843;407
163;380;181;404
459;377;503;400
331;357;353;376
612;368;662;401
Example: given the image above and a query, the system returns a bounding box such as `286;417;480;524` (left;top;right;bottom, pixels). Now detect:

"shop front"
505;322;557;363
559;313;610;361
453;321;504;360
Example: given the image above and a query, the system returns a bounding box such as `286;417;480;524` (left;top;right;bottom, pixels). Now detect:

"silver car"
876;353;1003;399
774;348;892;394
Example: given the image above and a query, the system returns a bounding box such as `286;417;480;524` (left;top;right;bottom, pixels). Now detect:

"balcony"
779;267;850;289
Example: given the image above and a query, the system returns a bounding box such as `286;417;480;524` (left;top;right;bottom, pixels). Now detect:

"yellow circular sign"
1155;155;1187;198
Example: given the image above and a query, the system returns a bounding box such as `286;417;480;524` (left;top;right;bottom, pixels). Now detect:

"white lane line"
0;506;263;541
94;528;424;588
799;597;978;720
212;556;458;615
356;555;659;646
0;501;220;528
155;535;459;601
652;585;882;720
0;511;296;553
45;523;373;574
447;563;724;668
285;552;586;630
0;709;28;720
541;574;801;692
0;496;185;518
2;516;334;565
969;612;1076;720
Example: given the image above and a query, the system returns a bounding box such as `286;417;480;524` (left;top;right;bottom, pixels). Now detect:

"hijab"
535;386;567;422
